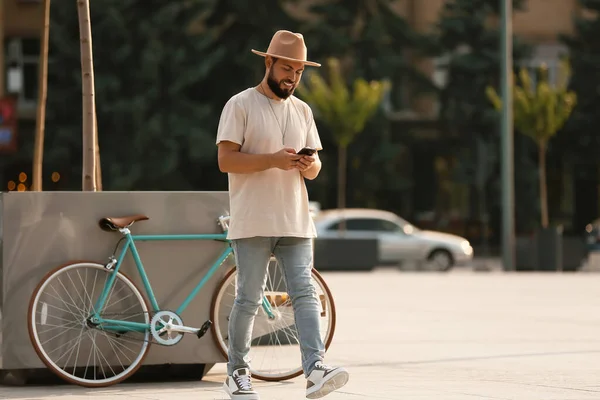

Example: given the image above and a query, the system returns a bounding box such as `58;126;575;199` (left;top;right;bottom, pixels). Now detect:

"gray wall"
0;191;233;369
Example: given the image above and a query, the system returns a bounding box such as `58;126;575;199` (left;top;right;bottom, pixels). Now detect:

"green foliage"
433;0;534;235
183;0;303;189
41;0;300;190
558;0;600;162
485;60;577;227
296;57;389;210
195;0;300;115
298;0;437;109
44;0;217;190
296;58;390;148
485;61;577;146
292;1;428;210
557;0;600;230
435;0;531;136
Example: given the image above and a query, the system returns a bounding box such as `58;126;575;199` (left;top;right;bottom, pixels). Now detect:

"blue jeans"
227;236;325;378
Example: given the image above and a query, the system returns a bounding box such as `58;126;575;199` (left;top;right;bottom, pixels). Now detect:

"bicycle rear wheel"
210;260;336;381
28;262;151;387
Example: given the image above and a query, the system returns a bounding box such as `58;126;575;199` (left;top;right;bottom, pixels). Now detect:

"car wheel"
426;249;454;272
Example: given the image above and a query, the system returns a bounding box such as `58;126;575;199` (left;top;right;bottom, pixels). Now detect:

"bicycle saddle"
98;214;149;231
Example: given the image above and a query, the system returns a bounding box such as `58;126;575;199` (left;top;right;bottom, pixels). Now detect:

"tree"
558;0;600;158
76;0;97;191
557;0;600;229
199;0;300;107
41;1;301;191
298;0;437;107
296;57;389;215
433;0;532;242
435;0;530;133
45;1;217;190
32;0;51;191
486;61;577;228
292;0;436;210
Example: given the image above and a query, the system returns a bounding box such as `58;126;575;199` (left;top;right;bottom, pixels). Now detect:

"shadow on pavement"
0;363;223;394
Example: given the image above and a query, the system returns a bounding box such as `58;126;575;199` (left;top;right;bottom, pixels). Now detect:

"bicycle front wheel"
210;260;336;381
28;261;151;387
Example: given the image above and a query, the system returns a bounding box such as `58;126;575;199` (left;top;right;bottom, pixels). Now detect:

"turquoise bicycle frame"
90;228;275;334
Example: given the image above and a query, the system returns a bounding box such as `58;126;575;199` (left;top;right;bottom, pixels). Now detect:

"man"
215;30;349;399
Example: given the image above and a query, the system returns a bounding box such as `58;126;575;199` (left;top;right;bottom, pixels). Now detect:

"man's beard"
267;69;295;99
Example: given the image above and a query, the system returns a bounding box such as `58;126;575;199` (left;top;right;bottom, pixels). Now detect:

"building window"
5;37;39;112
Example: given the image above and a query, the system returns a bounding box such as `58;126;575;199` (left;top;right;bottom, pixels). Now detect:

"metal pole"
500;0;515;271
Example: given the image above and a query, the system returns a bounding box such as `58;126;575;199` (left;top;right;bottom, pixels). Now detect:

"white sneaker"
305;361;349;399
223;367;260;400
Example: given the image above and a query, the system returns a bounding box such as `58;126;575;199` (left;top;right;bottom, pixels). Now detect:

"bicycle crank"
150;311;184;345
150;311;212;345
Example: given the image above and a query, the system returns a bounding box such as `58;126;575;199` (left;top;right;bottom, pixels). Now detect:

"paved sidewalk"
2;269;600;399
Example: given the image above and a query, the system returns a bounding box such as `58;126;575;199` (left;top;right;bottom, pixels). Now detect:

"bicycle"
27;213;336;388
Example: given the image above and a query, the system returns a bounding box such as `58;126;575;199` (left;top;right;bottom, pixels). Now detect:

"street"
1;267;600;399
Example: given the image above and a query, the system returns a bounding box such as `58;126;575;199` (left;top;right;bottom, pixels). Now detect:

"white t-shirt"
215;87;323;240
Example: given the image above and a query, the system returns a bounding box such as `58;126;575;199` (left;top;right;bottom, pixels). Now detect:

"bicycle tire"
210;264;337;381
28;261;152;387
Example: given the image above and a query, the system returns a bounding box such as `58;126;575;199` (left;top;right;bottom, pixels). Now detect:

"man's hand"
296;155;316;172
297;151;321;180
271;148;303;170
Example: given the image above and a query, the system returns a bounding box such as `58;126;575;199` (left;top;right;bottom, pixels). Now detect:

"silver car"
313;208;473;271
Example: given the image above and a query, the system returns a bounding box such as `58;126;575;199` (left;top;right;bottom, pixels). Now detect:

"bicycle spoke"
29;263;151;387
38;319;81;338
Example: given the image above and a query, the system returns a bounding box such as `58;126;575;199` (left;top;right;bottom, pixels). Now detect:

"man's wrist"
265;153;275;169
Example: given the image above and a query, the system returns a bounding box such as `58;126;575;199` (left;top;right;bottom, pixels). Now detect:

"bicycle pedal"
196;320;212;339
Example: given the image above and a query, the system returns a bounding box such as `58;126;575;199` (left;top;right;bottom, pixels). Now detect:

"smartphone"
297;147;316;156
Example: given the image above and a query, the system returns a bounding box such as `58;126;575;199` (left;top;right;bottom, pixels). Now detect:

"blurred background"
2;0;600;272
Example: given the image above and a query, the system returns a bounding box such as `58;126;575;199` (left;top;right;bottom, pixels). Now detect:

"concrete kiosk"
0;191;234;381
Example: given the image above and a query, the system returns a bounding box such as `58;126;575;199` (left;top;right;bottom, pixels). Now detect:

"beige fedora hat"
252;30;321;67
